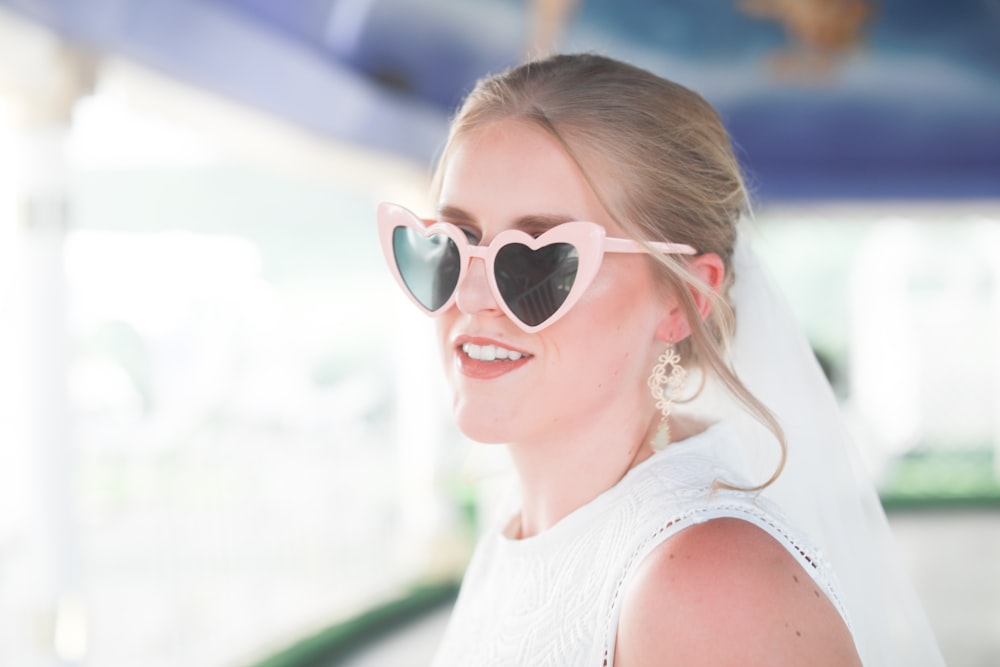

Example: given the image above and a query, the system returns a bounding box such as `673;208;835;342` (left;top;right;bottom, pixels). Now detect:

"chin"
453;405;516;445
455;419;511;445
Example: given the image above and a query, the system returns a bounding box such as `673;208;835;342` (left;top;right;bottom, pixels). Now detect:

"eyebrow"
437;205;576;235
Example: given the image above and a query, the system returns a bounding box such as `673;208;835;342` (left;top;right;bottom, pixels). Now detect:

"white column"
2;37;96;666
983;219;1000;482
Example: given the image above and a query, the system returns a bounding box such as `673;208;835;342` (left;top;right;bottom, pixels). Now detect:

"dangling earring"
647;342;687;452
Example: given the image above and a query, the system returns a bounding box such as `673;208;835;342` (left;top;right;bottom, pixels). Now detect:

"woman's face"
435;119;674;445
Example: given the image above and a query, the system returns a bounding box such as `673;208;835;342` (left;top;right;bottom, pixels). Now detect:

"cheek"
557;276;659;379
435;315;456;366
581;263;660;330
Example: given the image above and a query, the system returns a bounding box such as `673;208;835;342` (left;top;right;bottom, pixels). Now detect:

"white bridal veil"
698;227;946;666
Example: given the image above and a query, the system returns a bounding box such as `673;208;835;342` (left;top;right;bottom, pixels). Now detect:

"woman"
376;53;943;665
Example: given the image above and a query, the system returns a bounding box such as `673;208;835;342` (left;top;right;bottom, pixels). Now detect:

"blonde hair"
432;53;785;489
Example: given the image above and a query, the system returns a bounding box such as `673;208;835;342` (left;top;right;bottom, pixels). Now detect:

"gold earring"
647;343;687;452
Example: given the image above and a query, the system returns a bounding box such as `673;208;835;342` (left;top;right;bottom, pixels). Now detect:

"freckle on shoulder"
615;518;862;666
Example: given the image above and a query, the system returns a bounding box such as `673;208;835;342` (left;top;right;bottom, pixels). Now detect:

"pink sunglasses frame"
377;202;697;333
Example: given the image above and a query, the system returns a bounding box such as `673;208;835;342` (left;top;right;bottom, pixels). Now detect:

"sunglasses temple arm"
603;238;698;255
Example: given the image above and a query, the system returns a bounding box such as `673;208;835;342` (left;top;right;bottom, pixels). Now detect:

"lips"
462;342;527;361
453;336;533;380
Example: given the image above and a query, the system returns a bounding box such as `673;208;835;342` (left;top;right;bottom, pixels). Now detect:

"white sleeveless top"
431;423;849;667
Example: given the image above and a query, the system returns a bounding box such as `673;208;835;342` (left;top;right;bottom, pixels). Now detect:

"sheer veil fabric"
691;226;945;666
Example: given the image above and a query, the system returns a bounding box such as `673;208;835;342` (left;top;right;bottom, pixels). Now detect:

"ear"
655;252;726;343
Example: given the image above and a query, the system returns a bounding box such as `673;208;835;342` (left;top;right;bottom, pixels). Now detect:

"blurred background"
0;0;998;665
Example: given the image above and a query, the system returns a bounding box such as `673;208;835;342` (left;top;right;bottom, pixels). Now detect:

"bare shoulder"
614;518;862;667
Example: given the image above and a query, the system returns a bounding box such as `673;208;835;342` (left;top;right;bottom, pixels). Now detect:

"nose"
454;257;502;319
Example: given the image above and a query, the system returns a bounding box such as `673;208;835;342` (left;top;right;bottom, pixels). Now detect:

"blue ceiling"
3;0;999;199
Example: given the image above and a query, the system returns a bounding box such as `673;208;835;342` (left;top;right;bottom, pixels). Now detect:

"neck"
505;409;659;539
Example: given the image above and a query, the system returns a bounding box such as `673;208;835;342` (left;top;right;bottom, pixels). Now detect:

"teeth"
461;343;527;362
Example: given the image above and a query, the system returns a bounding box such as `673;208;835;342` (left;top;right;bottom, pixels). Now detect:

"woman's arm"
614;518;862;666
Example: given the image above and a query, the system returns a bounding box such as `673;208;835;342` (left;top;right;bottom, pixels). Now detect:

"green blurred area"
881;448;1000;510
247;580;459;667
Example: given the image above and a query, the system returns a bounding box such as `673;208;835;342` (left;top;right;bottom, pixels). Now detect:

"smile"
461;343;531;362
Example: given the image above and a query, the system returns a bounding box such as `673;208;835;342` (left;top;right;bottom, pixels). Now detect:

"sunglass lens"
392;227;461;311
495;243;579;327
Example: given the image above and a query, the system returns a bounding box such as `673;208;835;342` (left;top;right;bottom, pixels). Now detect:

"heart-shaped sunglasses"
377;202;697;333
